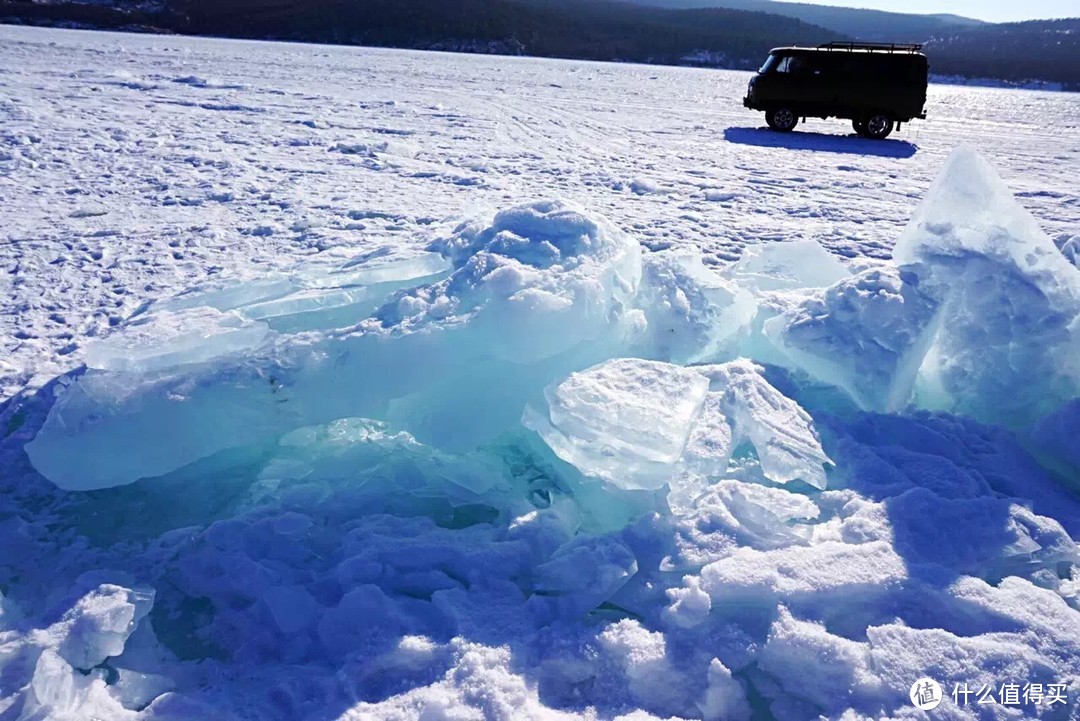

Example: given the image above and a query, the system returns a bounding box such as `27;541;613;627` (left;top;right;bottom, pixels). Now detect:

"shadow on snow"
724;126;918;159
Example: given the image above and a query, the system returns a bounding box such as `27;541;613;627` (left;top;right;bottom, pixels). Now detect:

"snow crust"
7;143;1080;720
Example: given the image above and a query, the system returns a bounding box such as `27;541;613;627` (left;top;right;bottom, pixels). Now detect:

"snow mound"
1062;235;1080;267
700;541;906;606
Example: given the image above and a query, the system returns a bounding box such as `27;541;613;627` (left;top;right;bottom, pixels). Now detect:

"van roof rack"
818;41;923;53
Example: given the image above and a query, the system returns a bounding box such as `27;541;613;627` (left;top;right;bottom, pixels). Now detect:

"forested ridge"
1;0;1076;88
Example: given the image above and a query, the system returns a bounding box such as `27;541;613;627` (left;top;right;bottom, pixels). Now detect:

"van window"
775;55;805;75
759;54;778;74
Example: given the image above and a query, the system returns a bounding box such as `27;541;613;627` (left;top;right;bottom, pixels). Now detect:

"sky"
784;0;1077;22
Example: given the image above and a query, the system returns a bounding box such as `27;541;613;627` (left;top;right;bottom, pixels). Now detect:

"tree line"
1;0;1076;87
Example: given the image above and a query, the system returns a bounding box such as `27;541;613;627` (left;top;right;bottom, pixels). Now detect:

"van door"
769;53;814;108
806;53;842;113
836;56;870;116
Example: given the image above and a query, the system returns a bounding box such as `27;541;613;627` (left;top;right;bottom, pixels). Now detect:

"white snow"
0;23;1078;721
1;25;1077;401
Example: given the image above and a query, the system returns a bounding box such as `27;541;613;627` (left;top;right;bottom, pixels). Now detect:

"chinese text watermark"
909;678;1069;712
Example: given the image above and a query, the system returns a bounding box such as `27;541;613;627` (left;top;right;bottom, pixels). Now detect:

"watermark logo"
908;678;1070;712
910;678;943;711
954;682;1068;707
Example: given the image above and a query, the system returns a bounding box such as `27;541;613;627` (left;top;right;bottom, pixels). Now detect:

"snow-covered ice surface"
1;25;1079;399
1;24;1080;721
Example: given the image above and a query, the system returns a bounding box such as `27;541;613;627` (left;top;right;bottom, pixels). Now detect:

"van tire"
766;108;798;132
864;114;894;140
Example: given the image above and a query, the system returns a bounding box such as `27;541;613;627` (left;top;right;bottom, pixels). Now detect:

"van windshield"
759;54;778;74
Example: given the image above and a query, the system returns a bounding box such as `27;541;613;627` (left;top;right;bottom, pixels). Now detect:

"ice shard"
893;146;1080;427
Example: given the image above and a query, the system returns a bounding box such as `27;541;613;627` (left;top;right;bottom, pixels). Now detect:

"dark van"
743;42;928;139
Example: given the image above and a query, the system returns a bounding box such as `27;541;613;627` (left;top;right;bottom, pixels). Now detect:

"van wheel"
853;118;868;136
766;108;798;133
864;114;894;140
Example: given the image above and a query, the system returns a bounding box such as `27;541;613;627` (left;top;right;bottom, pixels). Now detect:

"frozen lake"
1;24;1078;397
0;25;1079;721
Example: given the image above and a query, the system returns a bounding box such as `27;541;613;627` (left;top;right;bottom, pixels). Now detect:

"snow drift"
8;148;1080;720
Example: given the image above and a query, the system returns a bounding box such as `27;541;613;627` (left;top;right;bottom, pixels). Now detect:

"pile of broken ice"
7;147;1080;719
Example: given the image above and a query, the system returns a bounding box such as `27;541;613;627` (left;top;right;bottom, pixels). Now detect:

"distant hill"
623;0;987;41
621;0;1078;88
180;0;847;66
0;0;840;66
925;18;1080;89
1;0;1076;88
